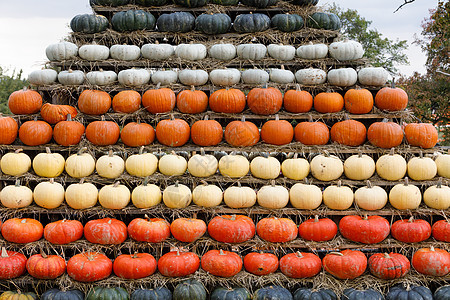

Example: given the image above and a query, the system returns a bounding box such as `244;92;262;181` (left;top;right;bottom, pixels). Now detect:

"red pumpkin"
26;252;66;279
412;246;450;276
339;215;390;244
155;117;190;147
298;216;338;242
112;90;141;113
404;123;438;149
375;82;408;111
19;119;52;146
432;220;450;242
128;216;170;243
256;217;297;243
208;215;256;244
283;86;313;113
294;118;329;145
391;217;431;243
78;90;111;115
368;252;410;279
224;117;260;147
280;252;322;278
53;114;85;146
261;115;294;145
113;253;157;279
209;88;246;113
0;116;18;145
176;87;208;114
158;250;200;277
67;252;112;282
120;121;155;147
201;249;242;277
142;87;176;114
247;87;283;115
84;218;127;245
243;252;278;276
322;250;367;279
344;88;374;114
44;219;83;245
0;247;27;279
8;87;42;115
170;218;207;243
330;119;367;146
191;116;223;146
367;120;404;148
85;117;120;146
314;92;344;113
1;218;43;244
40;103;78;124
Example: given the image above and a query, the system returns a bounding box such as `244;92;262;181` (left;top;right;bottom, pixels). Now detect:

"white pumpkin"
435;152;450;178
327;68;358;87
0;149;31;176
126;147;158;177
267;44;296;61
289;181;322;209
269;66;295;84
58;70;85;85
423;179;450;210
376;149;407;181
329;39;364;61
99;181;131;209
323;181;354;210
45;42;78;61
295;68;327;85
250;155;281;179
33;178;65;209
241;69;269;84
65;147;96;178
110;44;141;61
310;152;344;181
296;42;328;60
192;182;223;207
236;44;267;60
224;183;256;208
158;152;187;176
0;180;33;208
141;43;175;60
32;147;65;178
118;68;151;86
358;67;389;86
389;177;422;210
209;69;241;86
219;153;249;178
28;69;58;85
178;69;208;86
343;153;375;180
209;44;237;61
407;154;437;181
257;181;289;209
131;178;161;209
281;153;310;180
65;179;98;209
78;44;110;61
86;70;117;85
151;70;178;85
354;181;388;210
175;43;207;61
96;150;125;179
188;149;218;177
163;182;192;208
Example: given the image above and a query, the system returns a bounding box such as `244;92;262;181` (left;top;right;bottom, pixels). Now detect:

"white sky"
0;0;438;77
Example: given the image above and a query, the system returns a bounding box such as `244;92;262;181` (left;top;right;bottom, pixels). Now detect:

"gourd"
90;0;130;6
7;87;42;115
173;280;206;300
344;87;374;114
58;70;85;85
295;68;327;85
201;249;242;277
86;70;117;85
280;252;322;278
43;219;83;245
175;43;207;61
141;42;174;60
0;248;27;280
423;178;450;209
86;287;128;299
131;177;161;208
111;9;156;32
131;288;172;300
323;181;354;210
368;252;410;279
224;182;257;208
142;84;176;113
298;216;338;242
296;42;328;59
128;216;170;243
28;69;58;85
330;119;367;146
209;69;241;86
0;149;31;176
322;250;367;279
156;12;195;33
244;252;278;275
209;44;236;60
96;150;125;179
155;117;190;147
224;116;260;147
0;180;33;209
78;89;111;115
327;68;358;87
261;115;294;145
290;180;322;209
158;250;200;277
236;44;267;60
369;118;402;147
40;103;78;124
174;0;207;7
151;70;178;85
281;153;309;180
65;147;95;178
41;289;84;300
241;0;278;8
306;12;341;30
386;285;433;300
342;289;383;300
412;246;450;276
375;81;408;111
267;44;296;60
53;114;85;146
192;182;223;207
19;119;53;146
407;152;437;181
211;287;251;300
32;147;65;177
354;181;388;210
188;148;218;177
271;14;304;32
294;118;329;145
208;215;255;243
66;252;112;282
269;66;295;84
158;151;187;176
33;179;65;209
118;68;151;86
358;67;389;86
1;218;44;244
254;286;293;300
163;181;192;208
241;69;269;84
84;218;127;245
113;253;157;279
257;181;289;209
195;13;231;35
98;181;131;209
310;152;343;181
120;121;155;147
391;216;431;243
65;179;99;209
293;288;337;300
191;116;223;146
233;13;270;33
329;39;364;61
26;252;66;279
256;217;297;242
247;86;282;115
250;154;281;179
435;285;450;300
70;14;109;33
46;42;78;61
126;147;158;177
405;122;438;149
339;215;390;244
376;148;407;180
78;44;109;61
178;69;208;86
210;88;246;113
0;115;17;145
0;291;37;300
219;152;249;178
389;177;422;210
110;44;141;61
344;152;375;180
436;151;450;178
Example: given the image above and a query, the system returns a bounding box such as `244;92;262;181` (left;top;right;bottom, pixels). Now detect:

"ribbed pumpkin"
208;215;255;243
323;181;354;210
310;152;343;181
432;220;450;242
128;216;170;242
293;288;336;300
131;288;172;300
294;119;330;145
70;14;109;34
244;252;278;276
67;252;112;282
40;289;82;300
163;181;192;208
201;249;242;277
404;123;438;149
158;250;200;277
0;248;27;279
339;215;390;244
386;285;433;300
261;115;294;145
95;150;125;179
322;250;367;279
314;91;344;113
26;252;66;279
170;218;206;243
112;90;141;113
33;179;65;209
156;116;190;147
306;12;341;30
191;116;223;146
65;179;98;209
19;119;52;146
0;291;37;300
412;246;450;276
86;287;129;300
281;153;309;180
158;152;187;176
78;90;111;115
0;149;31;176
44;219;83;245
254;286;292;300
65;147;96;178
283;85;313;113
142;86;176;114
354;181;388;211
84;218;127;245
111;9;156;32
330;119;367;146
280;252;322;278
298;216;338;242
225;116;260;147
0;115;18;145
211;287;251;300
247;86;283;115
192;182;223;207
375;81;408;111
389;178;422;210
120;121;155;147
8;87;42;115
113;253;157;279
256;217;297;243
391;216;431;243
99;181;131;209
131;178;161;208
407;152;437;181
344;153;375;180
40;103;78;124
188;148;218;177
0;180;33;209
125;147;158;177
368;252;410;279
1;218;43;244
219;152;249;178
32;147;65;177
344;88;374;114
85;116;120;146
257;181;289;209
250;154;280;179
53;114;85;146
425;179;450;210
209;88;246;113
176;86;208;114
376;149;407;181
367;120;404;148
173;279;206;300
224;183;256;208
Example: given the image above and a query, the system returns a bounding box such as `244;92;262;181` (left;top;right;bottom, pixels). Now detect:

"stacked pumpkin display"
0;0;448;298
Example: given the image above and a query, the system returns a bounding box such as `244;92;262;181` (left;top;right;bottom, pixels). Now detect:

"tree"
0;67;28;114
328;4;409;75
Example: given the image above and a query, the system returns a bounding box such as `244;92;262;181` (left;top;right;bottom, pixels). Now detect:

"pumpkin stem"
389;148;395;156
295;84;301;91
204;115;209;121
108;219;112;224
275;114;279;121
21;219;26;223
200;148;205;156
190;85;195;92
271;180;275;187
219;249;225;255
108;149;113;157
437;177;442;188
329;252;344;256
430;246;435;251
101;115;106;122
383;253;391;259
366;180;372;189
295;251;303;258
139;146;145;155
323;150;330;157
293;153;298;159
79;178;85;184
281;65;285;70
200;180;208;186
404;177;409;186
237;181;242;187
132;252;138;259
14;148;23;154
34;116;38;122
1;247;9;258
170;114;175;121
304;177;309;185
14;179;20;187
337;180;342;188
241;116;246;122
143;176;148;186
308;115;313;122
314;215;319;222
40;249;48;259
176;248;180;255
408;216;414;223
66;113;72;122
419;151;423;159
363;214;368;220
358;151;362;158
231;214;236;221
113;181;120;188
46;147;51;154
391;79;396;89
49;178;54;184
175;181;179;187
156;82;161;89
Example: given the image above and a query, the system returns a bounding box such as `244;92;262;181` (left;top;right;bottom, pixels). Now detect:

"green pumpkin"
90;0;129;6
240;0;278;8
386;285;433;300
293;288;337;300
211;287;251;300
195;13;231;34
112;10;155;32
233;13;270;33
306;12;341;31
0;291;37;300
86;287;129;300
343;289;383;300
135;0;168;5
271;14;304;32
41;289;84;300
435;285;450;300
173;279;207;300
157;12;195;33
173;0;207;7
131;288;172;300
210;0;239;5
254;286;293;300
290;0;318;5
70;14;109;34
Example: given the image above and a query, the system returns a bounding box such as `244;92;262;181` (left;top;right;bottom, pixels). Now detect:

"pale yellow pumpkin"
281;153;310;180
32;147;65;178
0;149;31;176
158;152;187;176
0;180;33;208
131;178;161;208
423;179;450;210
126;147;158;177
310;152;343;181
96;150;125;179
224;183;256;208
65;179;98;209
98;181;130;209
219;152;249;178
33;178;65;209
354;181;388;210
389;177;422;210
344;153;375;180
163;181;192;208
257;181;289;209
188;149;218;177
435;152;450;178
323;181;353;210
407;153;437;181
65;147;96;178
192;182;223;207
250;155;280;179
376;149;407;181
289;181;322;209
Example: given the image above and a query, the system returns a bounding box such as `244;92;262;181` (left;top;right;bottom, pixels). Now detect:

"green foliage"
0;67;28;114
328;4;408;75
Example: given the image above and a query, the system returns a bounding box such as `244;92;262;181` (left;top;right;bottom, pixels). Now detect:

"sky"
0;0;438;77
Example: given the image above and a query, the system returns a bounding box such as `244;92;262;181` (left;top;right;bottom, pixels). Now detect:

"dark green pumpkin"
342;289;383;300
157;12;195;33
306;12;341;31
240;0;278;8
233;13;270;33
173;0;207;8
386;285;433;300
90;0;129;6
112;10;155;32
435;285;450;300
41;289;84;300
294;288;337;300
131;288;172;300
70;14;109;34
271;14;304;32
290;0;318;5
211;287;251;300
173;279;206;300
195;13;231;34
210;0;239;5
135;0;168;5
254;286;293;300
86;287;129;300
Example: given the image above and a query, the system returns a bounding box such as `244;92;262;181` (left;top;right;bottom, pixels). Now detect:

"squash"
0;115;17;145
195;13;231;35
131;177;161;209
210;88;246;113
121;121;155;147
269;67;295;84
225;116;260;147
28;69;58;85
250;154;281;179
405;122;438;149
306;12;341;30
209;43;236;61
158;151;187;176
436;151;450;178
219;152;249;178
41;289;84;300
90;0;130;6
281;153;309;180
86;70;117;85
58;69;85;86
141;42;174;60
188;148;218;177
191;116;223;146
342;289;383;300
412;246;450;276
96;150;125;179
389;177;422;210
267;44;296;60
407;152;437;181
339;215;390;244
86;287;129;300
298;215;337;242
0;149;31;176
98;181;131;209
128;216;170;243
175;43;207;61
354;181;388;210
330;119;367;146
192;182;223;207
327;68;358;87
158;250;199;277
70;14;109;33
43;219;83;245
293;288;337;300
295;68;327;85
310;152;343;181
201;249;242;277
261;115;294;145
65;179;98;209
67;252;112;282
156;117;190;147
423;179;450;209
33;178;65;209
329;39;364;61
368;252;410;279
0;180;33;209
257;181;289;209
8;87;43;115
0;291;37;300
256;217;297;242
435;285;450;300
247;86;283;115
344;152;375;180
53;114;84;146
344;87;374;114
209;69;241;86
271;14;303;32
375;81;408;111
177;86;208;113
111;9;155;32
173;280;206;300
241;69;269;84
178;69;208;86
322;250;367;279
254;286;293;300
45;41;78;61
290;181;322;209
386;285;433;300
432;220;450;242
32;147;65;177
171;218;206;242
131;288;172;300
233;13;271;33
294;118;329;145
358;67;389;86
65;147;96;178
26;252;66;279
157;12;195;33
118;68;151;86
241;0;277;7
113;252;157;279
224;183;256;208
0;248;27;280
208;215;255;243
313;91;344;113
110;44;141;61
126;147;158;177
237;44;267;60
211;288;251;300
323;181;353;210
244;252;278;276
280;252;322;278
391;216;431;243
163;181;192;208
151;70;178;85
376;148;407;181
1;218;43;244
79;44;109;61
174;0;207;7
296;42;328;60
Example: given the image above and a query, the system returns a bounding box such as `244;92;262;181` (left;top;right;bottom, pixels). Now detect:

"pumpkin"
293;288;336;300
434;286;450;300
45;41;78;61
191;116;223;146
211;287;251;300
0;248;27;279
283;85;313;113
113;253;157;279
344;87;374;114
389;178;422;210
250;154;281;179
241;69;269;84
254;286;293;300
188;149;218;177
32;147;65;177
179;69;209;86
322;250;367;279
295;68;327;85
233;13;271;33
344;153;375;180
432;220;450;242
339;215;390;244
112;90;141;113
267;44;296;60
296;42;328;60
28;69;58;85
173;280;206;300
41;289;84;300
176;86;208;114
208;215;255;243
210;69;241;86
386;285;433;300
95;150;124;179
407;152;437;181
358;67;389;86
391;216;431;243
192;182;223;207
163;181;192;208
330;119;367;146
323;181;354;210
86;69;117;85
132;178;161;208
121;121;155;147
110;44;141;61
224;183;256;208
131;288;172;300
175;43;207;61
53;114;85;146
271;14;304;32
306;12;341;30
142;86;176;114
151;70;178;85
2;218;43;243
224;116;260;147
209;88;245;113
257;181;289;209
174;0;206;7
111;9;155;32
281;153;309;180
342;289;383;300
376;149;407;180
256;217;297;243
65;147;96;178
128;216;170;242
368;120;404;148
70;14;108;33
209;43;237;61
405;123;438;149
412;246;450;276
294;119;329;145
44;219;83;245
436;152;450;178
0;291;36;300
354;181;388;210
201;249;242;277
0;149;30;176
290;181;322;209
26;252;66;279
65;179;98;209
99;181;130;209
171;218;206;242
313;91;344;113
19;119;52;146
158;151;187;176
247;86;282;115
329;39;364;61
280;252;321;278
142;42;174;60
195;13;231;34
298;216;337;242
327;68;358;87
40;103;77;125
0;180;33;209
375;81;408;111
8;87;42;115
79;45;109;61
58;69;85;85
368;252;410;279
424;179;450;210
118;69;151;86
84;218;127;244
86;287;128;300
210;0;238;4
243;252;278;276
86;117;120;146
158;250;200;277
33;178;65;209
219;152;249;178
241;0;277;7
310;152;343;181
135;0;167;5
78;89;111;115
125;147;157;177
0;115;18;144
156;117;190;147
261;115;294;145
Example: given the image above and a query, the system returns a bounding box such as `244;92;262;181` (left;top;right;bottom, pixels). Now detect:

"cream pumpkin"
32;147;65;178
65;147;96;178
131;178;161;209
188;149;218;177
354;181;388;210
126;147;158;177
0;149;31;176
376;149;407;181
158;152;187;176
192;182;223;207
289;181;322;209
96;150;125;179
219;153;249;178
281;153;310;180
0;180;33;208
257;181;289;209
33;178;65;209
407;153;437;181
163;182;192;208
344;153;375;180
435;152;450;178
323;181;353;210
250;155;281;180
423;179;450;210
310;152;343;181
389;178;422;210
98;181;131;209
224;183;256;208
65;179;98;209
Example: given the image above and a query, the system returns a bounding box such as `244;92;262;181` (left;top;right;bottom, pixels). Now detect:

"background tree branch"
394;0;416;13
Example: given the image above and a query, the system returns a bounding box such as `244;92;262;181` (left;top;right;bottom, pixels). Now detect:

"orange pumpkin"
224;116;260;147
53;114;85;146
283;85;313;113
120;121;155;147
344;88;374;114
404;123;438;149
78;90;111;115
112;90;141;113
201;249;242;278
8;87;42;115
256;217;297;243
176;86;208;114
247;87;283;115
375;81;408;111
0;116;18;144
294;119;329;145
367;120;403;148
85;116;120;146
40;103;78;124
209;88;246;113
261;115;294;145
156;116;190;147
314;92;344;113
412;246;450;276
330;119;367;146
142;86;176;114
19;119;52;146
191;116;223;146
